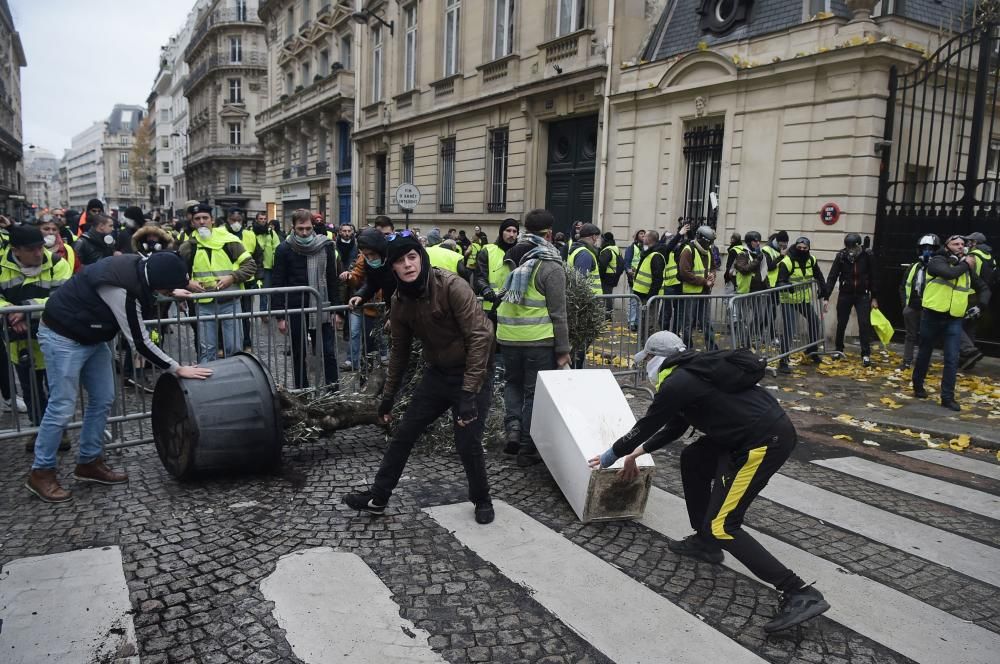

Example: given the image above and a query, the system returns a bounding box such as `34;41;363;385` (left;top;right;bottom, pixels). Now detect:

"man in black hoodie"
472;218;519;327
825;233;878;367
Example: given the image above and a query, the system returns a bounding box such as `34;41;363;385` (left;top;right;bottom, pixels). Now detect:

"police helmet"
844;233;862;248
917;233;940;250
695;225;716;247
743;230;761;244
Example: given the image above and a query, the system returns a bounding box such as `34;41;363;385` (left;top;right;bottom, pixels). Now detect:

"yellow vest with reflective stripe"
629;243;642;271
970;248;992;277
256;230;281;270
633;251;659;296
655;365;676;390
427;244;462;273
64;244;76;272
496;265;553;342
778;255;816;304
238;228;257;255
903;262;923;305
482;244;510;312
761;245;781;287
600;245;621;275
664;251;679;287
681;245;709;295
192;228;251;302
568;245;602;294
467;242;482;268
730;245;753;294
0;249;72;366
923;269;971;318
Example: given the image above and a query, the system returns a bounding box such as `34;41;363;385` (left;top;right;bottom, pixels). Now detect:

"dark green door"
545;115;598;238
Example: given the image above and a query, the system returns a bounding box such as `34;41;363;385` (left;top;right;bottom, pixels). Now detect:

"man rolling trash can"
590;331;830;632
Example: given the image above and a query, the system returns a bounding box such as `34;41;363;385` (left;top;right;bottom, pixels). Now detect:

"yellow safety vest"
664;250;680;287
481;244;510;312
256;230;281;270
778;255;816;304
0;249;72;366
970;248;993;277
600;245;621;275
496;264;553;342
427;244;462;273
466;242;482;269
655;365;676;390
903;262;923;305
64;244;77;272
923;269;971;318
237;228;257;255
730;245;753;294
629;243;642;272
761;245;781;287
568;245;602;294
681;245;710;295
191;227;251;303
633;251;659;296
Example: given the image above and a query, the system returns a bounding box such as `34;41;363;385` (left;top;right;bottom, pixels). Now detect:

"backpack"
669;349;766;393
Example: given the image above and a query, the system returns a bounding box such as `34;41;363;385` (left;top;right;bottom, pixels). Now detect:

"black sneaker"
899;361;912;370
503;430;520;455
808;352;823;365
913;386;928;399
667;534;724;564
343;491;387;515
764;585;830;633
475;501;495;524
941;400;962;412
862;356;871;368
778;363;792;375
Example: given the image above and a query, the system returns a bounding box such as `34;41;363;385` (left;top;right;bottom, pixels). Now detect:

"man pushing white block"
530;369;654;522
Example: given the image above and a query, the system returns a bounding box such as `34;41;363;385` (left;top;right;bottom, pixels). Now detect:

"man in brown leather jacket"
344;231;497;524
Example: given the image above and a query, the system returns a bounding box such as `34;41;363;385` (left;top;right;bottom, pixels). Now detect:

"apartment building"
101;105;147;211
64;121;105;210
0;0;26;218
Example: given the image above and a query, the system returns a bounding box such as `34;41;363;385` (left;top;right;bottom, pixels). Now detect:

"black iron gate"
875;21;1000;355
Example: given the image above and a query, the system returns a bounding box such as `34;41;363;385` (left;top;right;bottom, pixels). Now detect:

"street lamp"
351;9;393;35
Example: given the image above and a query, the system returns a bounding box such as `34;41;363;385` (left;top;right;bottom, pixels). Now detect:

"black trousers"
680;416;804;592
834;292;873;356
372;366;493;505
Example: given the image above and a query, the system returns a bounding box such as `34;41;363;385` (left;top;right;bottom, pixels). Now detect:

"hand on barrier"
456;390;478;427
171;289;193;298
7;312;26;335
215;275;236;291
338;270;351;282
177;365;213;380
186;280;206;293
966;305;982;320
348;296;362;310
276;319;287;335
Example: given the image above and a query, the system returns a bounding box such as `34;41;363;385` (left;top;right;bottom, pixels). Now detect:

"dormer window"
698;0;752;35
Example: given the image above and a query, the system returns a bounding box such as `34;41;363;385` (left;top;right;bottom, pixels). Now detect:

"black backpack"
668;349;766;393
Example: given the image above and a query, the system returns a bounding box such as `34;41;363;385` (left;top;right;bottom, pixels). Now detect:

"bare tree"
131;115;155;208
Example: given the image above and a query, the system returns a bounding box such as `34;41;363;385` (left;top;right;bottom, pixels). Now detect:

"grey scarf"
285;233;330;327
500;234;563;304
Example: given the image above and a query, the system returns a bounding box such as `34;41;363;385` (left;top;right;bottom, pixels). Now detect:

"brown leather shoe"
25;469;73;503
73;459;128;485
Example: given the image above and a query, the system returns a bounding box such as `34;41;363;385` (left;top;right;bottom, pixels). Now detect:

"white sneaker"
4;396;26;413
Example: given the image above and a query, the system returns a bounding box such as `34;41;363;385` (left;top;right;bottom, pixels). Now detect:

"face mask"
43;234;56;248
20;263;43;277
920;248;933;262
124;218;137;229
197;227;212;240
365;257;383;269
103;234;115;246
292;231;316;246
645;356;666;386
253;223;267;234
339;236;353;244
229;222;242;233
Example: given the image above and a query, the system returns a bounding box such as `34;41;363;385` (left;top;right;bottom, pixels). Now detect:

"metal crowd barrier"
728;281;830;363
0;286;388;451
581;294;645;388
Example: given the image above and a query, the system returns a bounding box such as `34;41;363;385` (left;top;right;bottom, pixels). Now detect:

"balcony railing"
255;70;354;132
184;51;268;94
282;168;292;179
315;161;328;175
185;143;264;167
185;7;263;60
294;164;307;177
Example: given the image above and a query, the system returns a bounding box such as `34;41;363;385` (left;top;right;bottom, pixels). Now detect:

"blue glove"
599;448;618;469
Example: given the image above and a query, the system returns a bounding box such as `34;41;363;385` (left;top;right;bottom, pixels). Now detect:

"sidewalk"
764;346;1000;450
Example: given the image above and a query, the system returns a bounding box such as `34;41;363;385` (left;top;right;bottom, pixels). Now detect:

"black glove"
457;391;478;423
377;398;394;419
482;288;499;304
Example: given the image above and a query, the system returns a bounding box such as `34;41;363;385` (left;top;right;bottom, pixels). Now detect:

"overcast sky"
12;0;197;157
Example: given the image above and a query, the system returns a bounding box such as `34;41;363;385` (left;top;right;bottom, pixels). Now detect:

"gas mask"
43;235;56;248
197;227;212;240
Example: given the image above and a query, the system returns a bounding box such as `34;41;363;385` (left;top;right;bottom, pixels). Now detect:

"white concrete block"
530;369;653;522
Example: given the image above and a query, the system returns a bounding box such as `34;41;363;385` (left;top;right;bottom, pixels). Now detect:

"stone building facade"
101;105;147;211
256;0;356;226
184;0;269;213
64;121;105;210
24;147;59;211
0;0;25;219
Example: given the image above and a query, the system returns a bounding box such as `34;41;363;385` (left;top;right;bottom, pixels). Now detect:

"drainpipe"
595;0;616;230
351;0;362;227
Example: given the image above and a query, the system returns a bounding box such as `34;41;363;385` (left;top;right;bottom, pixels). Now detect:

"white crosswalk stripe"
812;456;1000;520
640;487;1000;664
425;501;768;664
898;449;1000;481
761;473;1000;586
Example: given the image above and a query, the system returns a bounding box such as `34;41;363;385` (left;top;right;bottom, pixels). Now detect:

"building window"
121;183;130;195
159;108;170;122
439;137;456;213
444;0;461;76
401;144;414;184
340;34;352;69
161;161;170;175
229;36;242;63
237;0;247;21
286;71;295;94
487;128;509;212
286;6;295;38
303;0;311;20
229;78;243;103
229;167;241;193
229;122;242;145
338;121;352;171
119;152;129;165
160;136;170;148
375;153;387;214
319;48;330;76
403;3;417;91
493;0;515;59
372;25;383;102
698;0;751;34
301;60;311;84
556;0;585;36
120;169;130;182
681;123;724;227
120;135;130;145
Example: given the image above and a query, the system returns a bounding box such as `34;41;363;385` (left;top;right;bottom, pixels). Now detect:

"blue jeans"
348;311;380;369
33;327;116;470
258;268;272;311
196;298;243;364
912;310;962;402
288;316;339;389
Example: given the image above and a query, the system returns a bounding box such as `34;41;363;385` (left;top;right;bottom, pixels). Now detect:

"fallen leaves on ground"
949;434;972;451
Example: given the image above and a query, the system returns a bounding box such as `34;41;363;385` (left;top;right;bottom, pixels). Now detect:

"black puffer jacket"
75;230;116;266
826;248;877;296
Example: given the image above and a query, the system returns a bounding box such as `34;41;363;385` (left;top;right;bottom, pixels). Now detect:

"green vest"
466;242;482;269
903;262;923;305
923;269;971;318
600;245;621;275
481;244;510;312
191;228;251;303
655;365;676;390
681;245;709;295
0;249;72;366
256;230;281;270
730;245;753;294
568;244;602;294
427;244;462;273
633;251;659;296
761;245;781;287
238;228;257;255
664;251;679;287
970;248;993;277
496;265;553;342
629;243;642;271
778;255;816;304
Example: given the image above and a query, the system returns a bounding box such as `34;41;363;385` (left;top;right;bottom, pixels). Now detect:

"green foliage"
564;265;608;352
